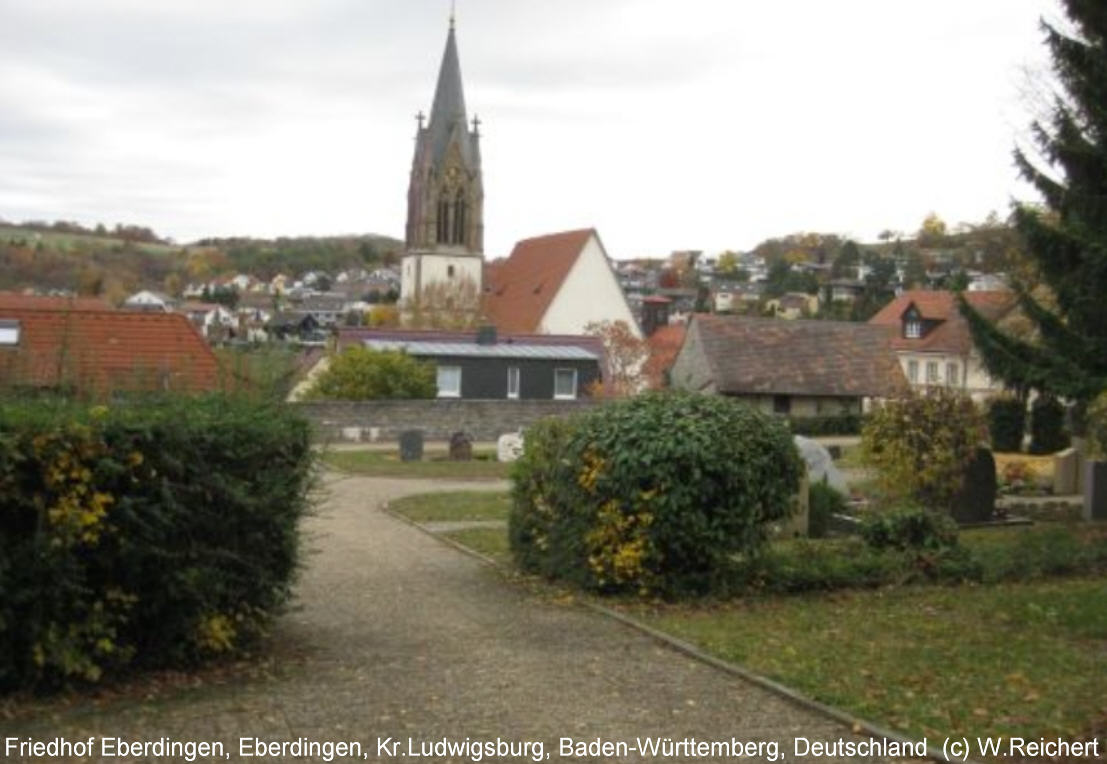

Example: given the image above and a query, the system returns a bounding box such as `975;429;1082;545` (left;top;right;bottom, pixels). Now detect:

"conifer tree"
961;1;1107;405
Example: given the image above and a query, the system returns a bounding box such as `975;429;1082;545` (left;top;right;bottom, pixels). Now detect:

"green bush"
0;395;314;692
1088;391;1107;459
302;347;436;400
860;508;960;552
788;414;864;436
987;396;1026;452
861;388;986;513
808;481;848;539
728;524;1107;595
509;392;803;596
1028;395;1070;454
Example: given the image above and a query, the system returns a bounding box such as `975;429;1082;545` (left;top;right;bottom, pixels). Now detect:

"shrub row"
788;413;865;436
509;392;804;597
987;397;1026;452
731;519;1107;595
0;395;314;691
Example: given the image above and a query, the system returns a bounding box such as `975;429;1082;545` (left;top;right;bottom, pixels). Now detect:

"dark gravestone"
399;430;424;462
950;446;997;524
449;431;473;461
1084;460;1107;522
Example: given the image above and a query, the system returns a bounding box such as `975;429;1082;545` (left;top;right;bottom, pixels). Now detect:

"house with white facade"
483;228;641;338
122;290;174;312
868;290;1016;401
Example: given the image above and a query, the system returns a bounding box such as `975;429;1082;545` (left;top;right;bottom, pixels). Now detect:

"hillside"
0;220;403;303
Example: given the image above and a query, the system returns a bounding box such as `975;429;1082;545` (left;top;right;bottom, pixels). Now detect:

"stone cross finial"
471;114;481;135
416;111;425;130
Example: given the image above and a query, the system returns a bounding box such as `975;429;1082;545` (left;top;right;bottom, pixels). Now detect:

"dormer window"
905;319;922;339
0;319;19;346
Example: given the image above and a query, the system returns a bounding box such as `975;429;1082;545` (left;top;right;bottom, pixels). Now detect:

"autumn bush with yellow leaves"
509;392;803;597
0;395;313;692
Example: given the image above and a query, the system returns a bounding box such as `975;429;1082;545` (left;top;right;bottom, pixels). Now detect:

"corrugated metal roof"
363;339;598;361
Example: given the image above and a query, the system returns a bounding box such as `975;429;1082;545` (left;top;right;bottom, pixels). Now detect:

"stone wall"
295;399;602;442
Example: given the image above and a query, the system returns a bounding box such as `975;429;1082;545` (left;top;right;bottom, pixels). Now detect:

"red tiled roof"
0;303;221;394
687;315;906;397
643;323;686;389
869;290;1015;354
482;229;595;333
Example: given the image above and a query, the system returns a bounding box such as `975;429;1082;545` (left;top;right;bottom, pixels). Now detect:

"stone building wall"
295;399;601;442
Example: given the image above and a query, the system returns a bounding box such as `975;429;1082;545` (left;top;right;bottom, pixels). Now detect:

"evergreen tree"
961;0;1107;404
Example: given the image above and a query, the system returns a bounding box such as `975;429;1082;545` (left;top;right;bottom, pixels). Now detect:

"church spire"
404;14;484;258
426;13;468;166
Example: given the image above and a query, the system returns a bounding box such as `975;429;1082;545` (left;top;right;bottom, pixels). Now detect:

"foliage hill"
0;220;402;304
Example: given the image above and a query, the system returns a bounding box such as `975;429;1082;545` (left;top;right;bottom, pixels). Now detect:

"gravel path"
7;474;896;763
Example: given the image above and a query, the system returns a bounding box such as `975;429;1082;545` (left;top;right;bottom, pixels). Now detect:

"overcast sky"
0;0;1063;259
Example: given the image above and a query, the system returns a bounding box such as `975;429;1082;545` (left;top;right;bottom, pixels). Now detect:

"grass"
323;448;510;479
637;579;1107;745
442;526;512;564
389;491;510;522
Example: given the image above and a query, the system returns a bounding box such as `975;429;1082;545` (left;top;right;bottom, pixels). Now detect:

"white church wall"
538;234;642;337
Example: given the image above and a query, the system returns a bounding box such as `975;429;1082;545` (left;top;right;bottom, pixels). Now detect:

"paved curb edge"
381;500;973;764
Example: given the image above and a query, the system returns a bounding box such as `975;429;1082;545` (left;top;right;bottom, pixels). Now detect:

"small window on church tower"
447;265;455;278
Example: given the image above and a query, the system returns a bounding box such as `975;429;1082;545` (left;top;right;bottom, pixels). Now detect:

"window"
926;361;939;384
436;197;451;244
907;360;919;383
905;320;922;339
507;367;520;399
773;395;791;415
554;368;577;400
453;191;467;245
0;320;19;346
447;265;455;279
436;365;461;398
946;362;960;387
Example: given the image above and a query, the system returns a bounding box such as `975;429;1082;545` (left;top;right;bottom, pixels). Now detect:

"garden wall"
295;399;602;442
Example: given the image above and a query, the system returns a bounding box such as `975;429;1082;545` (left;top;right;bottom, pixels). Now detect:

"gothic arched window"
436;196;451;244
453;191;467;246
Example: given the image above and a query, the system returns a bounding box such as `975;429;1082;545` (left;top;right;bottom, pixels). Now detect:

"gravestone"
1084;460;1107;522
793;436;848;494
341;426;362;442
1053;447;1080;495
497;432;525;463
449;431;473;461
950;446;996;524
399;430;424;462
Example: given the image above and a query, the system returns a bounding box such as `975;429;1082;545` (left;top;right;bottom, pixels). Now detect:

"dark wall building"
341;327;604;401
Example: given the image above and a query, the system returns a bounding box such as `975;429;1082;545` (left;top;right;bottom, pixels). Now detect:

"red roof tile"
869;290;1015;354
482;229;595;333
0;303;221;394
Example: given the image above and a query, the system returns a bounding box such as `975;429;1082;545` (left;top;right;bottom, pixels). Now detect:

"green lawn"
323;449;510;479
637;579;1107;746
442;526;512;564
389;491;511;522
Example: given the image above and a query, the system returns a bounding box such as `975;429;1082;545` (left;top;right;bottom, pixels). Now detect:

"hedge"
509;391;803;597
987;397;1026;453
1029;395;1070;454
0;395;314;691
788;413;865;436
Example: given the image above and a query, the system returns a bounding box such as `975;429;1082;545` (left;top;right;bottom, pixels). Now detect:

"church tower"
400;14;484;309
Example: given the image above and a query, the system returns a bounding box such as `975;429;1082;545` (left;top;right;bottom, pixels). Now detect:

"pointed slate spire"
426;18;470;166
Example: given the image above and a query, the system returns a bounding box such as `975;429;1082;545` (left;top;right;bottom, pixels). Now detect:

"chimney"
476;325;497;345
